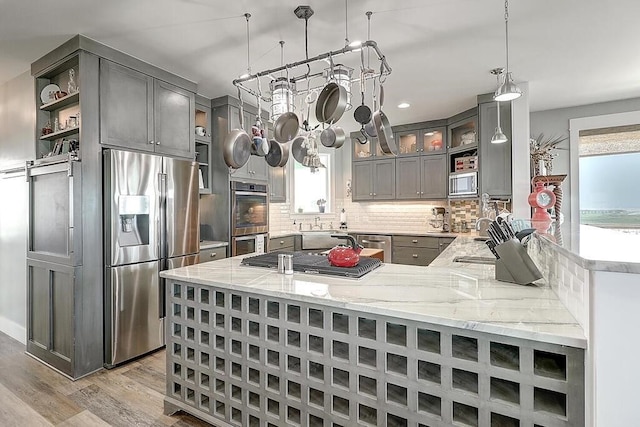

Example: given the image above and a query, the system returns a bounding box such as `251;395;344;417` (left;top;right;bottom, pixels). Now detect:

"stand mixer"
429;207;450;232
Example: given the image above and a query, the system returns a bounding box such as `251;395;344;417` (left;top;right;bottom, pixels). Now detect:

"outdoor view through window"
579;124;640;232
293;153;330;214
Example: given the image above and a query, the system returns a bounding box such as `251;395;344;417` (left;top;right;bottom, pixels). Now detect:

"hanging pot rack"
232;6;392;106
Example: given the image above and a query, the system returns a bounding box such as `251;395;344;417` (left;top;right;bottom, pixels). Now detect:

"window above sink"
292;149;335;215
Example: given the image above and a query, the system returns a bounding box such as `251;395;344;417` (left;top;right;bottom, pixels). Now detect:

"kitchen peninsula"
161;236;585;427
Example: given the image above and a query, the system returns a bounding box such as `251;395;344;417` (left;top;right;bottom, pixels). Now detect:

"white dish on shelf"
40;84;60;104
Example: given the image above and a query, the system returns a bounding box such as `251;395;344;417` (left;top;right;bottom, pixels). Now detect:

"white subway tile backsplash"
269;198;481;235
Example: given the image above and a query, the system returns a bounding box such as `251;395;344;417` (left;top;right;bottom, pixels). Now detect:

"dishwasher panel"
356;235;392;263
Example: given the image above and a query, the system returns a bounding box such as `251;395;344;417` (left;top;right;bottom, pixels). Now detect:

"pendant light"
491;68;508;144
494;0;521;102
270;41;295;121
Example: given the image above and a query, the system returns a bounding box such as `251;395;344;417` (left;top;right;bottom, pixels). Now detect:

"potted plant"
316;199;326;213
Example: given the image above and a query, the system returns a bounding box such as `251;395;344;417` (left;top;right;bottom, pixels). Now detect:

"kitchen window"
579;124;640;230
292;150;333;214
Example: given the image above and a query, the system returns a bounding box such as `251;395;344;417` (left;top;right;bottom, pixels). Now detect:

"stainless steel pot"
315;82;348;124
273;111;299;143
372;83;397;155
291;135;308;164
320;126;345;148
265;139;289;167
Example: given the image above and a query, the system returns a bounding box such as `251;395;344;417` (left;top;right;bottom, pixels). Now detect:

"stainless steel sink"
453;256;496;265
301;231;342;250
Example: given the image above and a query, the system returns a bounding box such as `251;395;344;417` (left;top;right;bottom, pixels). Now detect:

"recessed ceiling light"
424;132;435;136
398;102;410;109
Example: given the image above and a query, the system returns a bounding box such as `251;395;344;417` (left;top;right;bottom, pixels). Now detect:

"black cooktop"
241;251;382;279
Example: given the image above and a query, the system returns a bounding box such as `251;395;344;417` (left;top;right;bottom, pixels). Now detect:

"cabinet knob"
280;240;284;245
210;253;216;257
149;140;155;145
369;193;373;196
373;193;376;196
412;239;418;243
412;254;418;258
156;140;161;145
421;191;424;195
416;191;420;195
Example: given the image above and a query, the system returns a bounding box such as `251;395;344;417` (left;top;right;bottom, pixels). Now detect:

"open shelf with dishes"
35;55;81;159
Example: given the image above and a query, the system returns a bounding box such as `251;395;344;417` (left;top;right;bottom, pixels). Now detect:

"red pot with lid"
327;235;363;268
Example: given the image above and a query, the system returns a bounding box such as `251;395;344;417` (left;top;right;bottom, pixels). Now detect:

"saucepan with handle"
223;89;252;169
372;73;397;155
315;55;349;124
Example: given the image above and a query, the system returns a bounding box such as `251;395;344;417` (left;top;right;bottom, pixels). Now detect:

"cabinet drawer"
439;237;455;252
198;247;226;263
392;247;440;266
269;236;296;252
393;235;439;248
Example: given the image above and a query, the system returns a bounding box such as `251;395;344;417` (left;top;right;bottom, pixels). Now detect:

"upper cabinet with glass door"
395;127;446;156
448;110;478;154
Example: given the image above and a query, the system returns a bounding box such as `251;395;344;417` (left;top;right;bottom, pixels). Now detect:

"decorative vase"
319;206;325;213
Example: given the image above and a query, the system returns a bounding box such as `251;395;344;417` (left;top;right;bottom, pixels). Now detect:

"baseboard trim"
0;316;26;345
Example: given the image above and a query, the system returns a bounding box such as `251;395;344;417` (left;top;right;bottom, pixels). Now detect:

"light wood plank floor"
0;332;214;426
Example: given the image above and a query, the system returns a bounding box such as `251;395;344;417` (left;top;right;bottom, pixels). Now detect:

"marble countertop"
539;224;640;273
269;229;477;239
199;240;228;250
162;235;585;348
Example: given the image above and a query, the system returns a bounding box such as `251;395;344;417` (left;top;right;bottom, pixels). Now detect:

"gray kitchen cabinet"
478;99;512;198
269;235;295;252
396;154;446;200
396;156;420;199
420;154;447;199
394;126;446;156
227;106;269;182
352;158;396;201
100;59;195;159
268;164;286;202
197;247;227;263
447;110;478;154
27;258;83;377
392;235;440;266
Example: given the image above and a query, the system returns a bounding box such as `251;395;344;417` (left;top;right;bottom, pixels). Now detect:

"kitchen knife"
495;216;513;239
503;220;517;239
486;226;501;244
485;240;500;259
489;222;508;243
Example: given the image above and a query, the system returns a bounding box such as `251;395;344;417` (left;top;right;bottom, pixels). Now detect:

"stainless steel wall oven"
230;181;269;256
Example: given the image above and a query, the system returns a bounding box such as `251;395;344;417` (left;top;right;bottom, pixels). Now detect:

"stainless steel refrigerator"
103;149;199;367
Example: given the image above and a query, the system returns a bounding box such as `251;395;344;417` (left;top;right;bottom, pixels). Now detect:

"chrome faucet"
313;216;321;229
475;218;492;237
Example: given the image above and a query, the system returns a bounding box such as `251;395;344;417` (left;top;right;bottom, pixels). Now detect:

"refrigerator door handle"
158;173;167;258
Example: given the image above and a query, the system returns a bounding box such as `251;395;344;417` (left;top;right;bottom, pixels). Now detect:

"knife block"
493;239;543;285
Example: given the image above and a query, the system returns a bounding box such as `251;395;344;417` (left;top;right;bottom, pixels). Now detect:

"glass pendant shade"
494;72;521;102
270;77;295;121
324;64;353;105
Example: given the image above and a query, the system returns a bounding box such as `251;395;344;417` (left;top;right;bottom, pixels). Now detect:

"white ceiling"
3;0;640;128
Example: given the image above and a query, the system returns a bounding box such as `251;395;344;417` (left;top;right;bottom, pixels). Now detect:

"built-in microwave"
449;171;478;198
231;234;268;257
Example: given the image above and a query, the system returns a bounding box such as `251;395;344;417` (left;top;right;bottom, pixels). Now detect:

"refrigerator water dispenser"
117;195;150;246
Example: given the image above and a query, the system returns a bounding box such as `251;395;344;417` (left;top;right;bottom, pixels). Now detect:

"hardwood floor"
0;332;214;426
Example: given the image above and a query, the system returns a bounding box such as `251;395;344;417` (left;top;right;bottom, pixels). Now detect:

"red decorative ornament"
528;181;556;233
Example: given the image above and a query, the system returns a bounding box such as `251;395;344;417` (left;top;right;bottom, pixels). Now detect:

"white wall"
0;71;35;343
